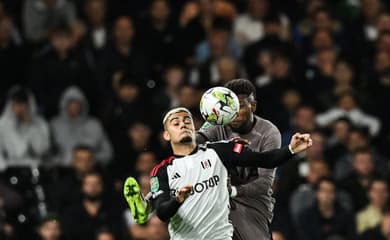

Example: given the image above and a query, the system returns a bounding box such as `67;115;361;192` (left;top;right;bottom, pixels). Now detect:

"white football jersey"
151;144;233;240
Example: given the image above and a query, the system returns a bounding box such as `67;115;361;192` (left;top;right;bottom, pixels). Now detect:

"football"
199;87;240;125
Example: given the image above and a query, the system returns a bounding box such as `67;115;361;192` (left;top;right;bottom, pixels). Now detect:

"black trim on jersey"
207;142;293;169
151;165;182;222
174;147;198;158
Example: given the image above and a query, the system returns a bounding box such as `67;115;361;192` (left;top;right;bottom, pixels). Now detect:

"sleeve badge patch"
150;177;159;193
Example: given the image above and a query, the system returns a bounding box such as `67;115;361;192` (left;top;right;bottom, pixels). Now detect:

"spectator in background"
195;54;242;88
98;16;149;95
62;172;123;240
136;0;177;79
29;25;88;118
233;0;269;47
254;51;296;121
359;207;390;240
47;145;97;213
82;0;108;53
316;90;381;136
289;159;332;224
152;65;184;124
195;18;241;64
134;151;157;178
334;128;388;180
128;122;153;154
0;15;26;107
315;59;356;111
273;88;302;132
177;85;201;113
281;105;316;146
347;0;383;66
51;86;112;166
356;178;389;234
326;117;353;165
234;0;290;47
294;6;343;46
175;0;237;66
243;13;295;81
278;131;327;199
297;177;355;240
22;0;78;43
100;75;145;159
36;215;63;240
339;148;381;211
111;121;159;180
95;228;115;240
0;86;50;170
304;46;339;109
367;46;390;140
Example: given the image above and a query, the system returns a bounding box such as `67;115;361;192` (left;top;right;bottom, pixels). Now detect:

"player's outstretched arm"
240;133;312;168
239;133;312;168
210;133;312;169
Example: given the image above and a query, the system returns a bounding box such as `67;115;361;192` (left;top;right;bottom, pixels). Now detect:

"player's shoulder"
150;156;175;177
254;115;280;134
198;121;226;133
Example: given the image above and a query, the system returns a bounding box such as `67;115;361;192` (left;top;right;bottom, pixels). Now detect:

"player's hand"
176;185;192;203
230;137;250;145
289;133;313;153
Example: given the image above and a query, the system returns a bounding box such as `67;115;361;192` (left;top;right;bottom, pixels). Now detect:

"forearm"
236;146;293;168
154;197;182;222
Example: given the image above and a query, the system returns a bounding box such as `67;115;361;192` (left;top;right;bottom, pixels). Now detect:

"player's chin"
179;135;193;143
229;121;242;129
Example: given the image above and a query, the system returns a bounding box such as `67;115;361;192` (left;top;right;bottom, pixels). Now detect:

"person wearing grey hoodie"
23;0;77;43
51;86;112;166
0;86;50;170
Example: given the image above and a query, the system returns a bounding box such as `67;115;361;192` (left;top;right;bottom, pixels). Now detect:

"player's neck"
172;142;197;157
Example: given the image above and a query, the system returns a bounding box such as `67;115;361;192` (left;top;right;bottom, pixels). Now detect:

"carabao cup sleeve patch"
200;121;212;130
150;176;159;193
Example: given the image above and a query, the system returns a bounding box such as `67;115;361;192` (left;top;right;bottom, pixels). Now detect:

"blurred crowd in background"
1;0;390;239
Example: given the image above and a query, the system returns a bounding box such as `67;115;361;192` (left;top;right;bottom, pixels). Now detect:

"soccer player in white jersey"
125;107;312;240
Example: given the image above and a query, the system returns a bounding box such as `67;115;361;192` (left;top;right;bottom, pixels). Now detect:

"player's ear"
250;101;257;112
163;130;171;141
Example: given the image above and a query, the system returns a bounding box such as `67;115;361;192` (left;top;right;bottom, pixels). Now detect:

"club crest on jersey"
150;177;159;193
201;159;212;169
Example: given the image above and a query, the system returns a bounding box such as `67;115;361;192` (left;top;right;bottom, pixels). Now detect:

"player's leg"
123;177;151;224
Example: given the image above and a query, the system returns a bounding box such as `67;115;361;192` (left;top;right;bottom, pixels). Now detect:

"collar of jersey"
173;146;199;158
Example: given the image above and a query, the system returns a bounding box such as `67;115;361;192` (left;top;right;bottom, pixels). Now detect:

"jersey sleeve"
196;122;220;144
150;165;182;222
208;142;293;169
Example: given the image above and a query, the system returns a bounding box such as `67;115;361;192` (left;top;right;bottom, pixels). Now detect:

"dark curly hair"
224;79;256;99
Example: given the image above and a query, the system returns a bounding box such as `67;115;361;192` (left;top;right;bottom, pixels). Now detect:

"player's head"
162;107;195;145
224;79;256;131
